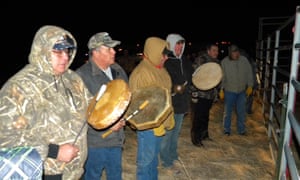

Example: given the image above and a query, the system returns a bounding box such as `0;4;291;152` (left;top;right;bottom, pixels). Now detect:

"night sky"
0;2;298;85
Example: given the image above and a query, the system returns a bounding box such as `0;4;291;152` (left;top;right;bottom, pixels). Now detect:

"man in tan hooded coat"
129;37;175;179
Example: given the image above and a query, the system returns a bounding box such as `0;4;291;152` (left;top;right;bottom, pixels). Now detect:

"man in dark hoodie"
160;33;193;175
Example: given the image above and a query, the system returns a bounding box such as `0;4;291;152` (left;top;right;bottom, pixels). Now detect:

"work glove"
219;89;224;100
246;86;253;97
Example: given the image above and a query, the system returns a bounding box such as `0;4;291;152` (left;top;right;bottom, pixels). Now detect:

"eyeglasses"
52;49;72;57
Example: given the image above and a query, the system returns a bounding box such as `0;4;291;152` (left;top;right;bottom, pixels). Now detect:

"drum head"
192;62;223;90
126;85;172;130
87;79;131;130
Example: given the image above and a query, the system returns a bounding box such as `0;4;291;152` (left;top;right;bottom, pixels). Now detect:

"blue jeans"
160;113;184;167
84;147;122;180
136;129;162;180
223;91;246;134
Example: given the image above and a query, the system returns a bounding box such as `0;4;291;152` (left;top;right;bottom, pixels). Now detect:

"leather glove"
246;86;253;97
219;89;224;100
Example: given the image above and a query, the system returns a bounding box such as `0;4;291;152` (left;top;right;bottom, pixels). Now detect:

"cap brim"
104;40;121;48
53;42;75;50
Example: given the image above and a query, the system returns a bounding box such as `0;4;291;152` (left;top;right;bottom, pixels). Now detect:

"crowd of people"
0;25;256;180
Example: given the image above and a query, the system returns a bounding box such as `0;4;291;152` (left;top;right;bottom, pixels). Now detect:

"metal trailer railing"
277;6;300;180
256;6;300;180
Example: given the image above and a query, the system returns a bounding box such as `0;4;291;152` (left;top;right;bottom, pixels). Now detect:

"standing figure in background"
160;33;193;175
129;37;175;180
76;32;128;180
239;49;259;114
190;43;220;147
219;44;253;136
0;25;91;180
117;49;141;76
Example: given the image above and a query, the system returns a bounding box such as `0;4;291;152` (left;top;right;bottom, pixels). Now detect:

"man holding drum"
129;37;175;180
190;43;221;146
76;32;128;180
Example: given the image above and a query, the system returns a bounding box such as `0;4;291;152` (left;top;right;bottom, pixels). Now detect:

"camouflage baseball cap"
88;32;121;50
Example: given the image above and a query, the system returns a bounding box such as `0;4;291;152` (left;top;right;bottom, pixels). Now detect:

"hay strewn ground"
120;97;275;180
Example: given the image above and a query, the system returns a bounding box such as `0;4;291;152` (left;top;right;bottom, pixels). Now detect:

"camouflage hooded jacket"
0;25;92;179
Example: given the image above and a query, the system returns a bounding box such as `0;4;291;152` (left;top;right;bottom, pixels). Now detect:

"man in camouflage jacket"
0;25;92;179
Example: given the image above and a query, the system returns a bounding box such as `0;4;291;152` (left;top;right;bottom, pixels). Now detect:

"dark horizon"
1;4;297;86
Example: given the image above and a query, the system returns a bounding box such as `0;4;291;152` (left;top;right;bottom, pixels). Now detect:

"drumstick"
101;100;149;139
171;81;188;96
96;84;107;101
60;84;107;170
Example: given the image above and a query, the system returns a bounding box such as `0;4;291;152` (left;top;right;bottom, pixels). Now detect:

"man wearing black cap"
76;32;128;180
219;44;253;136
0;25;92;180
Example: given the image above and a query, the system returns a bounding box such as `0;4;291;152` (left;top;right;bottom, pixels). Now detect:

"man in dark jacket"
160;33;193;175
76;32;128;180
191;43;221;146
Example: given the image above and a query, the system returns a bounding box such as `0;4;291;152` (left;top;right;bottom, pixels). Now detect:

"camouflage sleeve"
0;82;49;160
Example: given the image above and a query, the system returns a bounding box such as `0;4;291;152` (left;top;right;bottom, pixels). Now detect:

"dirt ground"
119;97;275;180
